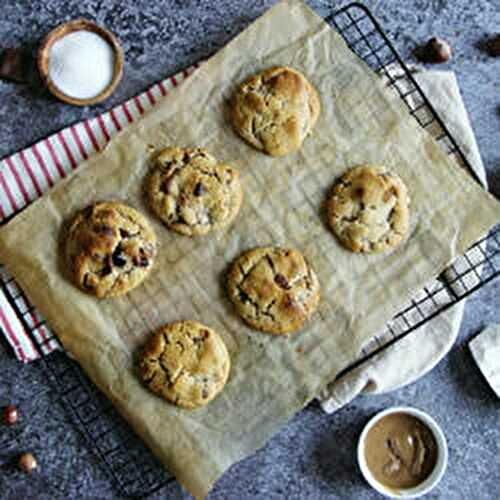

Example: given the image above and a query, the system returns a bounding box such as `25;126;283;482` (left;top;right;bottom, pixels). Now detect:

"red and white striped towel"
0;64;199;362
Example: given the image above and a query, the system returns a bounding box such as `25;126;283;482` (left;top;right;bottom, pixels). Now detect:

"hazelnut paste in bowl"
364;412;438;489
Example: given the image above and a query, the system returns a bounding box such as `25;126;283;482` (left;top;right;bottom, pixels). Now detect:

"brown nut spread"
364;412;438;490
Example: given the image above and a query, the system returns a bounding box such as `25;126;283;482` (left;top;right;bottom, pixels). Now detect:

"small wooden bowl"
37;19;123;106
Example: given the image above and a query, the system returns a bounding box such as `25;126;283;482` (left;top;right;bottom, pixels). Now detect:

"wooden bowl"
37;19;123;106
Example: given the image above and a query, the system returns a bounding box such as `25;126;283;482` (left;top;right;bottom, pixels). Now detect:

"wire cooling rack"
1;3;499;498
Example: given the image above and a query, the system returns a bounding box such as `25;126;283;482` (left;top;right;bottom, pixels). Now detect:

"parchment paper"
1;1;499;497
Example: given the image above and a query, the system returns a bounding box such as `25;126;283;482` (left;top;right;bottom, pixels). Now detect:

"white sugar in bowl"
38;19;123;106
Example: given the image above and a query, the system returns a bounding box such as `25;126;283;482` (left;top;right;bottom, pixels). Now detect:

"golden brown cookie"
66;202;157;298
326;165;410;253
139;320;231;409
227;247;320;335
147;147;243;236
230;66;320;157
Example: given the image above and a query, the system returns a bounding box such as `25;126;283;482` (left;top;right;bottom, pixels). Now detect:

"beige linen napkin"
470;325;500;397
319;66;487;413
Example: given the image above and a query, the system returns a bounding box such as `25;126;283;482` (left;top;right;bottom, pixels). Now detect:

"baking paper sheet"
1;1;499;497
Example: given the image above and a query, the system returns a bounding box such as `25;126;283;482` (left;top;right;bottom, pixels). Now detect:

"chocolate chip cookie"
230;66;320;157
227;247;320;335
147;147;243;236
66;202;157;298
326;165;410;253
139;320;231;409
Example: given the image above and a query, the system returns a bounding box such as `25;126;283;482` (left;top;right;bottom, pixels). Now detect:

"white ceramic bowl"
357;406;448;498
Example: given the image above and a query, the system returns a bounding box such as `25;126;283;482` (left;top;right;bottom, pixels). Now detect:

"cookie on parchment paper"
326;165;410;253
230;66;320;157
139;320;231;410
227;246;320;335
147;147;243;236
66;201;157;298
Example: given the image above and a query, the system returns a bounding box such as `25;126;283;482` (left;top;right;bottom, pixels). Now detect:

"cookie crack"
195;165;223;185
266;255;276;274
377;172;392;179
159;360;185;387
339;215;358;223
264;299;277;319
252;119;279;144
146;346;187;389
141;366;156;385
336;203;400;246
287;271;310;290
250;116;261;146
172;199;188;226
236;284;275;322
304;264;315;292
235;249;282;287
235;256;267;287
143;359;172;386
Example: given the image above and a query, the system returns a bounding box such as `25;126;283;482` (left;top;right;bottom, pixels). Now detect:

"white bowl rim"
357;406;448;499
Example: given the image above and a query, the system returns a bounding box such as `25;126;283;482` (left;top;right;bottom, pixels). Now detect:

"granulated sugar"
48;30;115;100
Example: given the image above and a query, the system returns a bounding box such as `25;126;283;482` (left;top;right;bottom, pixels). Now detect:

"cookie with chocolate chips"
66;201;157;298
326;165;410;253
147;147;243;236
139;320;231;409
227;247;320;335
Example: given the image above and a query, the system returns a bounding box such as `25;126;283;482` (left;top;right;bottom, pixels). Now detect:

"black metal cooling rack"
1;2;499;498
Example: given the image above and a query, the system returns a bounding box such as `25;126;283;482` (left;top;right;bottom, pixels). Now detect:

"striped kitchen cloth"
0;64;199;362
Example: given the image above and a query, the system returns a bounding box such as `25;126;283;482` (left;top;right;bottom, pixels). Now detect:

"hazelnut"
487;34;500;57
3;404;18;425
19;453;37;473
421;37;452;63
0;48;27;83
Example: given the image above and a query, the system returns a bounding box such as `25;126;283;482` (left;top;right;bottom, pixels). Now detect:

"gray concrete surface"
0;1;499;499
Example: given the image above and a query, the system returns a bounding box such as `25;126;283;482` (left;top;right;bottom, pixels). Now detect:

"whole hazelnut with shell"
3;404;18;425
420;37;452;63
19;452;38;473
487;34;500;57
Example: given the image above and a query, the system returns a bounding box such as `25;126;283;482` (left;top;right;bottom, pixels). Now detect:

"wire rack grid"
0;2;499;498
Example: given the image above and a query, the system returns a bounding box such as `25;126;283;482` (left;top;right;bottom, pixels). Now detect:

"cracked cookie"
227;247;320;335
66;201;157;298
230;66;320;157
147;147;243;236
139;320;231;409
326;165;410;253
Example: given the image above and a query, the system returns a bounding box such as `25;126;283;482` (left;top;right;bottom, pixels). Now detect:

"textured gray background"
1;1;499;499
